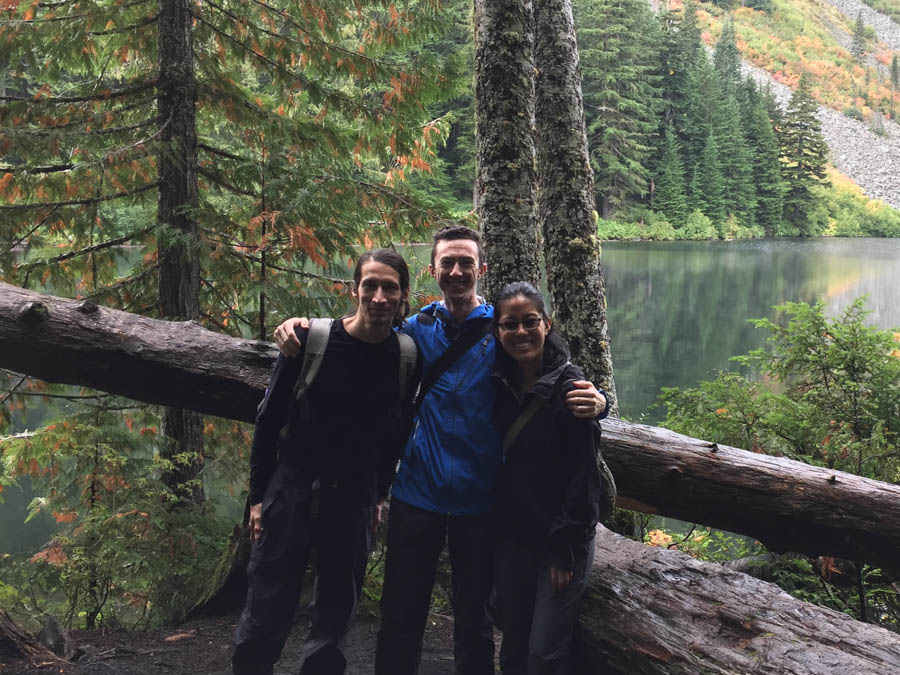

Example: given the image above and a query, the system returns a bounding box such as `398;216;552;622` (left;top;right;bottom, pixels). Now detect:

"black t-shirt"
249;319;409;505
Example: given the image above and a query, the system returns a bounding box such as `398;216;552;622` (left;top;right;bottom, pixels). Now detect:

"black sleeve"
544;375;602;570
248;333;306;505
376;344;423;500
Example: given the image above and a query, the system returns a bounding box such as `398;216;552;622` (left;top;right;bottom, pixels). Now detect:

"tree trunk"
157;0;203;503
473;0;541;300
0;611;61;667
576;526;900;674
533;0;618;415
4;282;900;573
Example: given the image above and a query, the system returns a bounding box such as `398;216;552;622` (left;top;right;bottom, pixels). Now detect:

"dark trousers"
494;535;595;675
375;498;495;675
232;471;373;675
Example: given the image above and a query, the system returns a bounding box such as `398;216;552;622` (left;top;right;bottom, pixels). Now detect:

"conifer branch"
0;81;156;104
0;181;159;211
2;207;60;256
0;163;75;174
246;0;394;69
190;12;375;116
0;374;28;408
87;14;158;35
230;249;351;284
196;142;261;166
197;166;261;198
3;0;155;23
0;98;157;135
83;263;159;299
16;227;154;270
200;278;256;330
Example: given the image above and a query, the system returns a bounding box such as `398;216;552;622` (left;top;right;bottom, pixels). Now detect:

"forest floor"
1;607;467;674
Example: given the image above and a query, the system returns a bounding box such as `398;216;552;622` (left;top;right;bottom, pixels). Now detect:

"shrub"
678;210;718;240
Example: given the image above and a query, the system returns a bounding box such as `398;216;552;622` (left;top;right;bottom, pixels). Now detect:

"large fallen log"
2;281;900;572
576;527;900;674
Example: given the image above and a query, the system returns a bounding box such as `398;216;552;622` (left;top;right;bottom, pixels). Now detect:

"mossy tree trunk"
533;0;618;415
474;0;541;300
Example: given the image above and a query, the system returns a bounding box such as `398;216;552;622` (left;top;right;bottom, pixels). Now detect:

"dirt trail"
1;610;463;674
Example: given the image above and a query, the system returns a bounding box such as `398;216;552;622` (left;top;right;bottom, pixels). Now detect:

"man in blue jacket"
274;226;606;674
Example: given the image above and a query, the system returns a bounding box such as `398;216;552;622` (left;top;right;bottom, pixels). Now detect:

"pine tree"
744;86;785;237
851;10;867;65
690;135;726;227
578;0;663;217
682;51;722;190
654;128;688;226
714;18;741;96
715;93;757;228
778;74;829;234
659;0;702;134
891;54;899;121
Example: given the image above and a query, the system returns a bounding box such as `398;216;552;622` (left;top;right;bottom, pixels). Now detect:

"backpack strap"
293;317;333;401
502;395;545;458
396;332;419;404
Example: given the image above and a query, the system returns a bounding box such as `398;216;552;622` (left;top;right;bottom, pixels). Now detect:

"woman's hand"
273;318;308;357
248;503;264;542
550;567;573;592
565;381;607;419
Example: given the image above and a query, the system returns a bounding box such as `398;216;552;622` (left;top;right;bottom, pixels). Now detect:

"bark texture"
0;611;61;667
600;417;900;573
533;0;618;415
0;282;274;424
577;526;900;674
3;282;900;571
474;0;541;300
157;0;203;502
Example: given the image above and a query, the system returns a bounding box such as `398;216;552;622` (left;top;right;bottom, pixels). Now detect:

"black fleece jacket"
492;351;603;570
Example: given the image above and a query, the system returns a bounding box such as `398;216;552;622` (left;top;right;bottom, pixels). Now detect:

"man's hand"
566;380;607;419
273;317;308;357
550;567;572;592
249;503;263;542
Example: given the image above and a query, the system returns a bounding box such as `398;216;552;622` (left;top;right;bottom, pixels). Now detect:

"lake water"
601;238;900;423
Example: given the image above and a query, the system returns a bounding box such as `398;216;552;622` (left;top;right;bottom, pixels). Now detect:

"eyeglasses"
497;317;543;332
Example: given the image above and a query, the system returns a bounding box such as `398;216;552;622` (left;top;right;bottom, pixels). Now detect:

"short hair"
431;225;483;266
352;248;411;326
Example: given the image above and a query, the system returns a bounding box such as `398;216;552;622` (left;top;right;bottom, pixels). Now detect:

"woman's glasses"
497;317;543;332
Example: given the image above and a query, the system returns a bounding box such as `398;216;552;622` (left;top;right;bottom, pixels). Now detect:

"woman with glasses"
490;281;609;675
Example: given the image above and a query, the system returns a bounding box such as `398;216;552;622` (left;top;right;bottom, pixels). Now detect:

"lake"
601;238;900;423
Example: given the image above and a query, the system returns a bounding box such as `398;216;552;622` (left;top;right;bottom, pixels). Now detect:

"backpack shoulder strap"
294;317;333;399
502;395;545;457
396;332;419;404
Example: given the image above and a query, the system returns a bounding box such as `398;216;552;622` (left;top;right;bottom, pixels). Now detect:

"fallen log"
576;527;900;674
0;610;61;668
0;282;273;423
2;281;900;571
600;418;900;573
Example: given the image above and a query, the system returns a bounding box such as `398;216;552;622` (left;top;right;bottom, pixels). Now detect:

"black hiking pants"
232;467;373;675
375;498;495;675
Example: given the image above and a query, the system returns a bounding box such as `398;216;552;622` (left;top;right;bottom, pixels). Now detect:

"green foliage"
850;10;868;65
653;128;688;227
679;209;718;240
660;298;900;480
778;74;830;235
579;0;663;218
643;525;764;562
0;405;235;627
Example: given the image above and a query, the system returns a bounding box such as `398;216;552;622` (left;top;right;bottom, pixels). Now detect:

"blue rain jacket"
391;301;502;516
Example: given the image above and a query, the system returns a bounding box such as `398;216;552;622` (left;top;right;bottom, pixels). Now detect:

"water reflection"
602;238;900;423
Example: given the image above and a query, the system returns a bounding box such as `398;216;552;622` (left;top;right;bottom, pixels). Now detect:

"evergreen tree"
682;51;722;190
715;93;757;227
744;86;785;237
778;74;829;234
714;18;742;96
654;128;688;226
851;11;867;65
658;0;702;134
745;0;773;13
690;135;726;227
578;0;663;217
891;54;898;121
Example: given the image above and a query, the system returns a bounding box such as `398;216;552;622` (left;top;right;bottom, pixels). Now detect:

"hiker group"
232;226;615;675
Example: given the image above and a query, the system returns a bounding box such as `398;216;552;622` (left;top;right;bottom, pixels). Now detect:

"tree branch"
0;81;156;104
0;181;158;211
16;227;154;270
197;166;261;198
